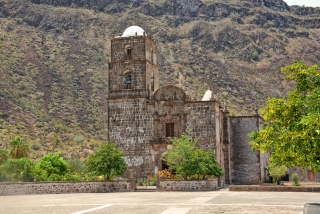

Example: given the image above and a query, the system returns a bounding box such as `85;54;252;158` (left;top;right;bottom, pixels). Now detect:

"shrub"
0;149;8;165
67;158;86;174
291;172;300;186
33;153;69;181
177;149;224;180
252;51;259;60
62;173;82;181
40;114;51;122
2;158;34;182
157;169;174;179
73;135;84;143
32;143;41;151
268;165;288;185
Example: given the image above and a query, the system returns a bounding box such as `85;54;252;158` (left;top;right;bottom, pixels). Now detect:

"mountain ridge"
0;0;319;159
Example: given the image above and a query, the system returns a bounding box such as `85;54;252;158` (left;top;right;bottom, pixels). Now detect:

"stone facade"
229;116;268;185
0;180;135;196
107;25;268;185
156;179;218;191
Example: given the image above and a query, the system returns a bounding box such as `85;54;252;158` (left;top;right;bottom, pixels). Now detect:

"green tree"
86;143;127;181
249;61;320;172
2;158;35;182
164;133;224;179
9;136;30;159
33;153;69;181
164;132;197;172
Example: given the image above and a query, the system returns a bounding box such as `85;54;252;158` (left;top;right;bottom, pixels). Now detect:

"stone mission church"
107;24;269;185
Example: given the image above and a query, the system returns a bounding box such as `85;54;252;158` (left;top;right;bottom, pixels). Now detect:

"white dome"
122;26;146;37
201;90;213;101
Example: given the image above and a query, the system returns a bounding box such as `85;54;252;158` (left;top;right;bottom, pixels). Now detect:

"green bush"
2;158;34;182
291;172;300;186
251;51;259;60
176;149;224;179
0;149;8;165
0;165;6;181
67;158;86;174
33;153;69;181
73;135;84;143
62;173;82;181
268;165;288;185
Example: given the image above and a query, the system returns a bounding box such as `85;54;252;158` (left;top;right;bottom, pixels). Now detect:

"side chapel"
107;24;269;185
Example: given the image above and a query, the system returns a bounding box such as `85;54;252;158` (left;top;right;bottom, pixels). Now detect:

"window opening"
150;51;153;63
124;74;132;89
151;77;154;91
166;123;174;137
126;48;132;60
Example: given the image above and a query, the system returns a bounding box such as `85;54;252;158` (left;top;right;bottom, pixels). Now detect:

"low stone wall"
229;185;320;192
156;179;218;191
0;180;135;196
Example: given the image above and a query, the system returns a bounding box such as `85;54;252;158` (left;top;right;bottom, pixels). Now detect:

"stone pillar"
127;178;136;192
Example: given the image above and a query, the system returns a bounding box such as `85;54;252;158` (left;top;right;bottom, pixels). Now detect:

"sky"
284;0;320;7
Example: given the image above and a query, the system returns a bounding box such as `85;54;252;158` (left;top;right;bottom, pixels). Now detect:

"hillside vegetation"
0;0;319;158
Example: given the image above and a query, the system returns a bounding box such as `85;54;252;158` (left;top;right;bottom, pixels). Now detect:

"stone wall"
289;167;320;182
229;116;264;185
156;179;218;191
108;98;155;177
229;185;320;192
146;62;159;93
0;180;135;196
185;101;218;151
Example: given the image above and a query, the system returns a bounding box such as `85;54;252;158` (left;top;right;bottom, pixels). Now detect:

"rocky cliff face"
0;0;319;158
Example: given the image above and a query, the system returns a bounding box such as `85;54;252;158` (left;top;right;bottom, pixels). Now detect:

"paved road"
1;189;319;214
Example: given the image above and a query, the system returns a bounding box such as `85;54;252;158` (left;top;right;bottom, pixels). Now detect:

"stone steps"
134;186;157;192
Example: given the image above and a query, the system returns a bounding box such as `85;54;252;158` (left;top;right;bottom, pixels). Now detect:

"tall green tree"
86;143;127;181
249;61;320;172
9;136;30;159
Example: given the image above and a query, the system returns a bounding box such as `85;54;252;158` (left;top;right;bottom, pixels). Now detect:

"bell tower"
108;24;159;97
107;24;159;177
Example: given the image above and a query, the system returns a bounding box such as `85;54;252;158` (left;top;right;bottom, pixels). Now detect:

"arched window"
124;71;132;89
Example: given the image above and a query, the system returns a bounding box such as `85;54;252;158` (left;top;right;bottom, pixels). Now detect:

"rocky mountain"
0;0;319;158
